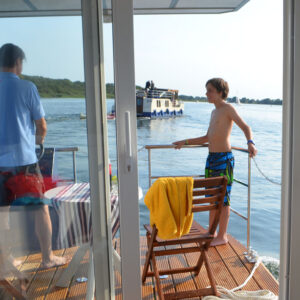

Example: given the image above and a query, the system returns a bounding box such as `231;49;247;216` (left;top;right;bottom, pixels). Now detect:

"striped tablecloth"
51;183;119;249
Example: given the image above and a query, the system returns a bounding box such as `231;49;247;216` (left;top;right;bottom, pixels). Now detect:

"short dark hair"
206;78;229;100
0;43;25;68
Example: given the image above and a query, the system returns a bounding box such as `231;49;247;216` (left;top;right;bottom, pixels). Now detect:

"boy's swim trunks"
205;152;234;206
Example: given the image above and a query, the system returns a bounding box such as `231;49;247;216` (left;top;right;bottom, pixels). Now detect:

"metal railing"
144;144;252;253
136;88;177;101
55;147;79;182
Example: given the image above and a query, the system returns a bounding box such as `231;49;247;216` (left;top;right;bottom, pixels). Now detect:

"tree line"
21;75;282;105
178;95;282;105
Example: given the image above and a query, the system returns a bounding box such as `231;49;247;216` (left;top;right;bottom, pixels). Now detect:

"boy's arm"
228;105;257;157
173;135;208;149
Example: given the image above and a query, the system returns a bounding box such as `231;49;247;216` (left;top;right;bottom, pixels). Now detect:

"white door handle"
125;111;132;172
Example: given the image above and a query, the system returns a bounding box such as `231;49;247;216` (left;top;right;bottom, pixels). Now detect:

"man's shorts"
0;163;46;206
205;152;234;206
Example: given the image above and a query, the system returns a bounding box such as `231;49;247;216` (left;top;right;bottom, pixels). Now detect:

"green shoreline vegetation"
21;75;282;105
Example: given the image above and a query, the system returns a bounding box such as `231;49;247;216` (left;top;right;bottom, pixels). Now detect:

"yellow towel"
144;177;194;240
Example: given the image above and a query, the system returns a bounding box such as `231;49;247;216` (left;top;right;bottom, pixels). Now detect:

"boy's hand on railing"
248;143;257;157
172;141;185;149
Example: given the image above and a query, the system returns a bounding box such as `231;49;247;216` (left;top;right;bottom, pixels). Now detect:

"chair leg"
194;249;204;276
203;251;219;296
0;279;26;300
142;226;158;283
151;253;164;300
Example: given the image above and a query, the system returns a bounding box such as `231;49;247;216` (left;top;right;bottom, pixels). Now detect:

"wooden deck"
0;235;278;299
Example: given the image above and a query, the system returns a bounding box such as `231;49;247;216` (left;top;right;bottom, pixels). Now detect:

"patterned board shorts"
205;152;234;206
0;163;46;206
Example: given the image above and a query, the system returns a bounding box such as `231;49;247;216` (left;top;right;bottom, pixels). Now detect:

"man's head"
0;43;25;75
205;78;229;101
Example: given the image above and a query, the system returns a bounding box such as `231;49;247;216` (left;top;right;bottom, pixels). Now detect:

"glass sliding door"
82;0;141;298
111;0;142;298
0;14;96;299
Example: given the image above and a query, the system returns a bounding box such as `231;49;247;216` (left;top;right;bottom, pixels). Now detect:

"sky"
0;0;282;99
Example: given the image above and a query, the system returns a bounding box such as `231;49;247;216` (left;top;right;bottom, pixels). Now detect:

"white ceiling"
0;0;249;17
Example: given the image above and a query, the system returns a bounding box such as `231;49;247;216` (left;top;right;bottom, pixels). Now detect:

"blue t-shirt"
0;72;45;167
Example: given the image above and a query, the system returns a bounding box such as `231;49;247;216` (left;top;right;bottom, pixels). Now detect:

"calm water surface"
42;98;281;261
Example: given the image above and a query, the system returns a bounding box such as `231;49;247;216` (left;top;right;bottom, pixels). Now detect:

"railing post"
73;150;77;183
247;154;251;252
148;148;151;188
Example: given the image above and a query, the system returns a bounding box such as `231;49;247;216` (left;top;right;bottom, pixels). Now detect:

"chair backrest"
36;147;55;177
191;176;228;235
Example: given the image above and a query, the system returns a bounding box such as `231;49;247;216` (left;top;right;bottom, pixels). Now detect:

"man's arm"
173;135;209;149
228;105;257;157
35;117;47;145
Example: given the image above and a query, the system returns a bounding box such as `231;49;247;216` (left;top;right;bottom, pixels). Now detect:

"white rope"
202;289;278;300
252;157;281;186
138;146;145;152
202;256;278;300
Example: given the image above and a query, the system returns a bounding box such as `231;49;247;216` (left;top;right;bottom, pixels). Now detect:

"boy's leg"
205;152;234;246
210;206;230;246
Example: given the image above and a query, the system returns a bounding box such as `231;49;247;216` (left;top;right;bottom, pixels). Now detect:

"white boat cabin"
136;88;184;118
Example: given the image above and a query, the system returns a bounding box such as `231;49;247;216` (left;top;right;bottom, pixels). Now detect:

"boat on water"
80;112;116;120
136;86;184;118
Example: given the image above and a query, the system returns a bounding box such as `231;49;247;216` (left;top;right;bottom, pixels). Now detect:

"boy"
173;78;257;246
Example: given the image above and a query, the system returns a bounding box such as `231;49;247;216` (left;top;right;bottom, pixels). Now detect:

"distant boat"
236;97;241;105
80;112;116;120
136;86;184;118
80;113;86;119
107;112;116;120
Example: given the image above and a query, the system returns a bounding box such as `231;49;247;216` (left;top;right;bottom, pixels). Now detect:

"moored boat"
136;86;184;118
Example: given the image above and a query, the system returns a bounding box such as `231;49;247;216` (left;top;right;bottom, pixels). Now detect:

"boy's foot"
210;237;228;246
40;255;69;270
8;254;22;267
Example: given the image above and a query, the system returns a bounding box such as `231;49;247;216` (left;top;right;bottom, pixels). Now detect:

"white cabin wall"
281;0;300;298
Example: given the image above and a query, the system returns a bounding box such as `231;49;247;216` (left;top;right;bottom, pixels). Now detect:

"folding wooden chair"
142;176;228;300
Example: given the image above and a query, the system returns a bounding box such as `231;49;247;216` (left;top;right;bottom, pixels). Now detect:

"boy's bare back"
207;102;234;152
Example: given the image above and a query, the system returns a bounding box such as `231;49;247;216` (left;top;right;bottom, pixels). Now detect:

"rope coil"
202;256;278;300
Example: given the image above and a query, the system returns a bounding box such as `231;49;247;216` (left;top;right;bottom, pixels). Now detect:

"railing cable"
252;157;281;186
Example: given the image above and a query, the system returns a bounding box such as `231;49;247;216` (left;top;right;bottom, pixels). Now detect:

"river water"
42;98;281;274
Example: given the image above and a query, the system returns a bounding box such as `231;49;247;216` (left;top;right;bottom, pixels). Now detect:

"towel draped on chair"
144;177;194;240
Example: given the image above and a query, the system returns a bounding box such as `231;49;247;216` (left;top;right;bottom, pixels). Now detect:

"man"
0;43;67;269
173;78;257;246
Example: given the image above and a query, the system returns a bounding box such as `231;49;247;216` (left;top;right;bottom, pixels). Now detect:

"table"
46;183;120;294
48;183;119;249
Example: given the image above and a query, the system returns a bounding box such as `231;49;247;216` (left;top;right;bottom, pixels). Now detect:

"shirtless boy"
173;78;257;246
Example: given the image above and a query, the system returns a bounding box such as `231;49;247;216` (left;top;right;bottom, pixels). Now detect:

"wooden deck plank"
167;244;200;300
0;253;28;300
25;249;65;299
65;247;90;300
0;252;43;299
154;245;176;296
0;234;278;300
214;241;261;291
184;243;210;292
208;245;239;290
44;247;78;300
228;235;279;295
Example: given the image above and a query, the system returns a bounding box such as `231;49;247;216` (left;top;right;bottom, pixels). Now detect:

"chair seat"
144;220;215;244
